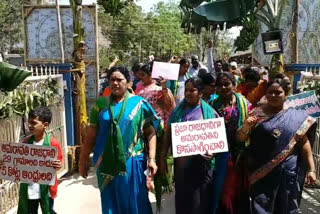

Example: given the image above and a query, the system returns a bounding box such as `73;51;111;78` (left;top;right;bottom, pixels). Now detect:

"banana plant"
0;79;61;119
0;62;32;92
254;0;287;79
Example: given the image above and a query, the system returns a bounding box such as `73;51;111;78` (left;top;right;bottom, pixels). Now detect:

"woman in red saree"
236;67;267;106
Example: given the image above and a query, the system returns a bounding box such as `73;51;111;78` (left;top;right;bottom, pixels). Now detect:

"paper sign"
151;61;180;81
171;117;229;158
0;142;58;185
285;91;320;118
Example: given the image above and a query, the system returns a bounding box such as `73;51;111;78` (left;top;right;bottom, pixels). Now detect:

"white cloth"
207;48;216;75
188;63;207;78
27;139;51;199
175;75;188;106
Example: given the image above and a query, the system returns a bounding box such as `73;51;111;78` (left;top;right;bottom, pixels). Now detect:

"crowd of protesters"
80;50;317;214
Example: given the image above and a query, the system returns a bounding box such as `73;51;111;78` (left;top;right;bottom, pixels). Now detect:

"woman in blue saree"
160;78;219;214
79;66;160;214
237;78;317;214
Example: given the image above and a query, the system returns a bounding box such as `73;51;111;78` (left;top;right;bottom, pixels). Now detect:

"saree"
90;95;160;214
135;81;176;209
167;73;191;106
169;99;218;214
210;93;250;214
236;80;267;106
135;81;175;130
248;107;316;214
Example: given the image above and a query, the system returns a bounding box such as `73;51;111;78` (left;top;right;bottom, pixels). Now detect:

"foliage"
98;1;197;68
234;13;260;52
299;81;320;100
0;78;62;119
0;62;32;92
0;0;24;53
98;0;134;16
214;31;233;60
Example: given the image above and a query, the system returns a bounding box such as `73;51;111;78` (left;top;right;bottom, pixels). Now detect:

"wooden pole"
56;0;65;63
70;0;87;149
94;3;99;99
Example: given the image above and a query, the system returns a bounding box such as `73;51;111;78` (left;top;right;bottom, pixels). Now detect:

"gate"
0;65;68;214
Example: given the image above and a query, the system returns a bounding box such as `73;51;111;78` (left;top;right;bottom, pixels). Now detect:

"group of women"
79;59;317;214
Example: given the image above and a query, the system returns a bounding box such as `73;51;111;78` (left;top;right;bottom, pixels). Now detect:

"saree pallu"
90;95;159;214
211;93;250;214
169;99;218;214
248;108;316;214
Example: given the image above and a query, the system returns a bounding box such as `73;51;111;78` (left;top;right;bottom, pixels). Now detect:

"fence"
314;119;320;181
0;65;68;214
299;67;320;181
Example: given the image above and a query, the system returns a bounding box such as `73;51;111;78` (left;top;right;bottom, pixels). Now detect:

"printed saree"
248;107;316;214
210;93;250;214
90;95;160;214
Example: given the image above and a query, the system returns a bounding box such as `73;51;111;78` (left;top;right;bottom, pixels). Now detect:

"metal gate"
0;66;68;214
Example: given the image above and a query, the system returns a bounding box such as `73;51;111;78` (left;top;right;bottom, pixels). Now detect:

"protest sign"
285;91;320;118
0;142;58;185
171;117;228;158
151;61;180;81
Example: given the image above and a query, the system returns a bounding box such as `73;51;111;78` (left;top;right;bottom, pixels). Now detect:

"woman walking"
210;72;251;214
237;78;317;214
79;66;160;214
160;78;219;214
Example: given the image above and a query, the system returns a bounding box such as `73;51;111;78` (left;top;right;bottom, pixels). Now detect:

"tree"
69;0;88;158
98;1;197;69
0;0;24;54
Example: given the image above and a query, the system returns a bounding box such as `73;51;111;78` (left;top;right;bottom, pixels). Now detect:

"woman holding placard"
210;72;251;214
135;63;176;130
237;78;317;214
160;77;219;214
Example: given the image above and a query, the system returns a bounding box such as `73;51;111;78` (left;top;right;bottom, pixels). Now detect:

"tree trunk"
70;0;87;149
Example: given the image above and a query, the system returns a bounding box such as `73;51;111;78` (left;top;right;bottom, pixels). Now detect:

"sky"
59;0;170;12
58;0;239;37
136;0;172;12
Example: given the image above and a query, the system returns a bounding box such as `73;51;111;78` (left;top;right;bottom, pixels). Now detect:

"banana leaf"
181;0;256;31
0;62;32;92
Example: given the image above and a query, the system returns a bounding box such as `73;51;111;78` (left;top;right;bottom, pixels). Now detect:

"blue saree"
90;95;159;214
248;107;316;214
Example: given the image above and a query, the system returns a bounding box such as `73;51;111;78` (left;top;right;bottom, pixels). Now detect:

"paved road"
54;168;320;214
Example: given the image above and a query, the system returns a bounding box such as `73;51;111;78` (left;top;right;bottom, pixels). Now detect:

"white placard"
0;142;58;185
171;117;229;158
151;61;180;81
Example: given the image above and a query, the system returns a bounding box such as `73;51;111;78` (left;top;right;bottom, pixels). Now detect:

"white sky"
58;0;239;36
59;0;171;11
59;0;97;5
136;0;172;12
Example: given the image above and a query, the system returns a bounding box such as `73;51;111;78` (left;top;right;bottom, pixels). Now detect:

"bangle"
162;87;167;90
240;126;250;135
147;158;156;163
308;170;316;173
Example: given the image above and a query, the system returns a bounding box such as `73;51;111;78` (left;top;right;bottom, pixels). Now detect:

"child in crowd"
17;106;63;214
